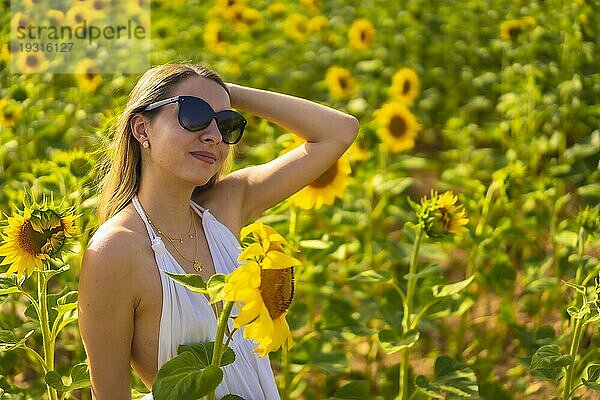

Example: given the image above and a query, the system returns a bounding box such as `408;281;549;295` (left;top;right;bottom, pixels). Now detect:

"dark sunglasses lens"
216;111;246;144
178;97;213;131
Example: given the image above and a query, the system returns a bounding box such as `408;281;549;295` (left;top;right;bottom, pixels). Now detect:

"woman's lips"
190;151;216;165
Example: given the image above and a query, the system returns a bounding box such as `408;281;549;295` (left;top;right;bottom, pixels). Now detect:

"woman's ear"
130;114;149;144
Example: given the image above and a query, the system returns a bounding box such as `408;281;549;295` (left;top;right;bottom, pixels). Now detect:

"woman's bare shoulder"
81;204;151;286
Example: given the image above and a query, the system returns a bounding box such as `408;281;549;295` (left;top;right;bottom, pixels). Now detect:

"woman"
78;63;358;399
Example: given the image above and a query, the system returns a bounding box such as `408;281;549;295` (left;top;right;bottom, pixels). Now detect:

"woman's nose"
200;119;222;144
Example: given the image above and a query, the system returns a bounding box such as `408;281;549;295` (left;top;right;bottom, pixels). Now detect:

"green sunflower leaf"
415;356;479;399
330;380;369;399
298;239;332;250
45;363;90;392
206;274;227;303
152;352;223;400
529;344;573;382
378;328;420;355
177;342;235;367
582;364;600;390
163;271;207;294
432;275;475;297
349;269;392;283
0;329;34;352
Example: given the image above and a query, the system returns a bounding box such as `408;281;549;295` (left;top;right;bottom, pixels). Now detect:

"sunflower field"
1;0;599;399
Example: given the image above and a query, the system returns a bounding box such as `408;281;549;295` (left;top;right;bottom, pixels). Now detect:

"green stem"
575;227;585;284
400;225;423;400
288;206;297;238
207;301;235;400
281;345;290;400
562;316;585;400
38;271;58;400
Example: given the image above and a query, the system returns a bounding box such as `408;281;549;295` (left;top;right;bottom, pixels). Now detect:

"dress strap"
131;195;159;242
189;199;207;214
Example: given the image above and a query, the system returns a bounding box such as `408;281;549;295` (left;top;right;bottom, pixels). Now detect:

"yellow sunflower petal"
263;251;301;270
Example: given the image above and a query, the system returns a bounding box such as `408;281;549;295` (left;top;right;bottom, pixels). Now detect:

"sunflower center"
403;80;411;95
259;268;294;319
310;162;338;188
18;220;62;256
85;67;96;80
508;26;520;39
389;115;408;138
360;29;367;42
75;13;85;24
338;76;348;90
26;55;39;68
92;0;105;10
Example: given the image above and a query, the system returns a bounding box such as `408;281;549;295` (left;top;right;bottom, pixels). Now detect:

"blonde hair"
94;63;232;225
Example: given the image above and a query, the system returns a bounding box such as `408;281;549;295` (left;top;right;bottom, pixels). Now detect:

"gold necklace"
143;205;203;272
167;214;203;272
147;209;194;244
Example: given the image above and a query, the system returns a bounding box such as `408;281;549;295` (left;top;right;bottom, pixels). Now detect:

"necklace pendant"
193;261;202;272
179;239;184;244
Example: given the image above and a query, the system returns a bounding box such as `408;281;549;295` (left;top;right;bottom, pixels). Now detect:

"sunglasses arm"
142;96;180;112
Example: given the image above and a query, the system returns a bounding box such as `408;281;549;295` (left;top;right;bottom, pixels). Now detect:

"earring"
142;140;150;148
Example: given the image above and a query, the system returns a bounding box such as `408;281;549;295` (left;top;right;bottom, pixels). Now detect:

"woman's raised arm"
226;83;359;222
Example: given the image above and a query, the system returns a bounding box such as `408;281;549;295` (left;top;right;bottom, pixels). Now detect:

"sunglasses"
141;95;247;144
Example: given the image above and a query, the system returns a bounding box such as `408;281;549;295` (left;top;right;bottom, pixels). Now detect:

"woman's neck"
136;178;198;238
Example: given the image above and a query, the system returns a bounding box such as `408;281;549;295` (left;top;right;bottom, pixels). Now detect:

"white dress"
132;195;280;400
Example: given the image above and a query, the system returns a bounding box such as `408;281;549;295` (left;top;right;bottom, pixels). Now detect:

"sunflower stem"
37;271;58;400
399;224;423;400
207;300;235;400
288;205;297;238
282;345;291;400
563;315;585;400
562;227;588;400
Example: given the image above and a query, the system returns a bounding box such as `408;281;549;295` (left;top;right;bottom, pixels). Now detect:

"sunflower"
223;222;300;356
242;8;264;28
576;206;599;234
300;0;320;12
0;44;9;64
280;135;351;209
50;148;94;179
391;68;420;104
325;66;355;99
374;102;420;153
88;0;111;12
64;4;98;26
415;190;469;238
500;19;523;41
0;196;79;278
14;52;49;74
46;9;65;26
11;13;32;32
348;19;375;50
204;21;227;54
348;141;371;162
284;13;309;41
0;99;23;128
224;4;251;29
75;59;102;91
267;2;286;16
308;15;328;33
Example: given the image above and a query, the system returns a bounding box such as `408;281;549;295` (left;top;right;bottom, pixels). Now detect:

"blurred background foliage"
0;0;599;398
